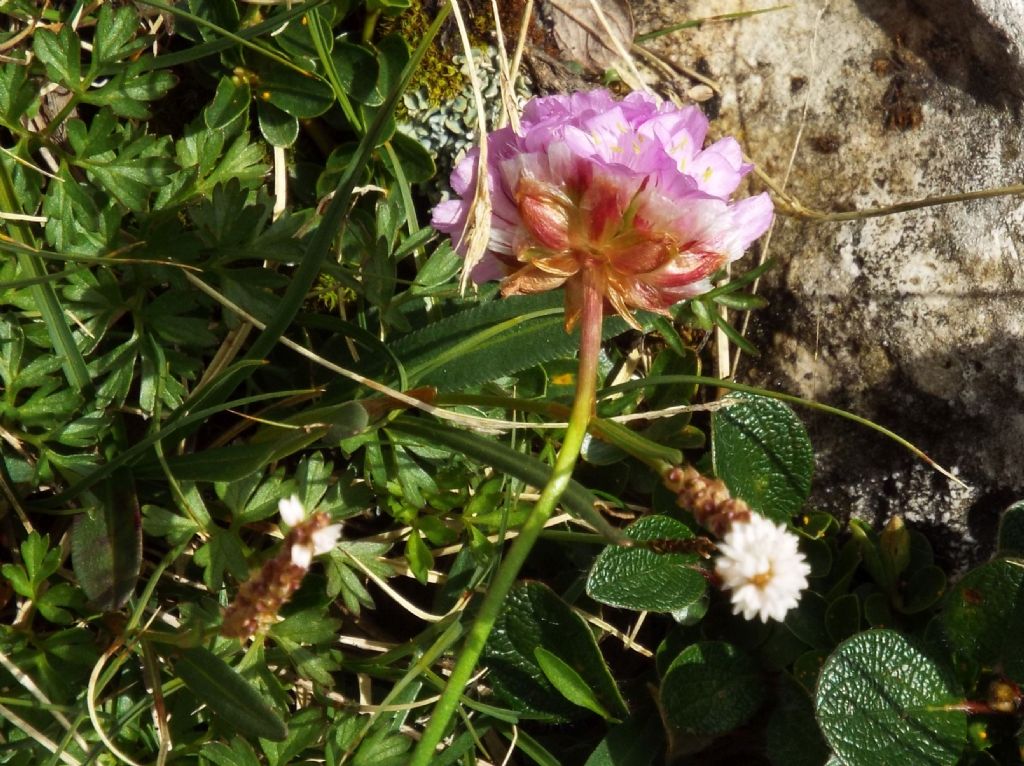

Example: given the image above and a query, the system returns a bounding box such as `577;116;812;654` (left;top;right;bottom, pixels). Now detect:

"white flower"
278;495;305;527
290;524;342;569
311;524;343;555
714;515;811;622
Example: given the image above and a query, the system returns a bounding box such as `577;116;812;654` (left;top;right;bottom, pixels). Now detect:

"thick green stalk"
408;271;605;765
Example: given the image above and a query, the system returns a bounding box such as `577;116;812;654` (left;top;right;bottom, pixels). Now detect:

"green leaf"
534;646;618;720
387;418;625;543
92;5;147;67
484;582;628;720
388;131;435;184
392;293;648;391
33;26;81;88
206;76;252;130
784;590;831;650
201;738;262;766
997;500;1024;556
255;64;334;118
260;708;324;766
85;69;178;118
330;41;381;105
194;527;249;592
142;504;200;545
70;472;142;611
258;100;299;147
660;641;765;737
404;531;432;584
712;392;814;523
899;565;946;614
0;64;39;124
766;674;830;766
824;593;861;643
586;515;706;612
175;646;288;741
21;531;60;586
943;558;1024;683
815;630;966;766
583;712;664;766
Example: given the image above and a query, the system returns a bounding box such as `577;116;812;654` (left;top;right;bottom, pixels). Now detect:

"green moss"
382;4;490;112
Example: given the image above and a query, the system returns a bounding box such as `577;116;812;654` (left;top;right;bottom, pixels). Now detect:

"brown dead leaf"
547;0;634;74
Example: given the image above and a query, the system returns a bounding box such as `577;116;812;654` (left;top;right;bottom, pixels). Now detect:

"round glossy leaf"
785;590;830;650
586;515;706;612
863;592;892;628
389;130;435;184
660;641;765;737
483;582;628;720
766;674;830;766
711;392;813;522
816;630;966;766
825;593;861;643
331;41;381;105
257;100;299;147
997;501;1024;556
900;565;946;614
943;558;1024;683
794;649;827;693
256;65;333;118
205;77;250;130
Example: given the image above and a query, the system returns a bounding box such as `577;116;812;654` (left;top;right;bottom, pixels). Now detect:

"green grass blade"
0;158;91;393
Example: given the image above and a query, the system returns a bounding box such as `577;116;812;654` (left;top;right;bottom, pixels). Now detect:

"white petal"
291;543;313;569
713;515;810;623
279;495;305;526
311;524;343;556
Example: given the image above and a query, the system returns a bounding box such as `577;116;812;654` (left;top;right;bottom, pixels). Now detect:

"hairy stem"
408;270;604;765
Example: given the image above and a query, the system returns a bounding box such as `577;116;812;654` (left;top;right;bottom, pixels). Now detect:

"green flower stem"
408;270;605;765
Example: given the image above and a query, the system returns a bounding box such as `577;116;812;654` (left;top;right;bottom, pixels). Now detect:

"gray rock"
634;0;1024;567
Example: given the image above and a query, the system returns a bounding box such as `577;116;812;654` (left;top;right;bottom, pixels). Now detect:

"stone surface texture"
631;0;1024;566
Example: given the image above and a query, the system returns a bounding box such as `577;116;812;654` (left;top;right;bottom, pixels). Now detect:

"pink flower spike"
431;89;773;328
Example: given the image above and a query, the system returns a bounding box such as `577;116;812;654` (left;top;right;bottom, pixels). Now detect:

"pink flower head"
431;89;773;329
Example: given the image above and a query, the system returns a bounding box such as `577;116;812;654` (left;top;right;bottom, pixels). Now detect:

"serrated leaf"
201;738;262;766
92;5;147;67
70;472;141;611
815;630;966;766
388;418;624;543
712;392;814;522
34;26;81;88
484;582;628;720
586;515;706;612
660;641;765;736
175;647;288;741
943;558;1024;683
0;64;39;124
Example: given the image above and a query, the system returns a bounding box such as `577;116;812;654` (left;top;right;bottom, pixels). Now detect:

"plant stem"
408;270;605;765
